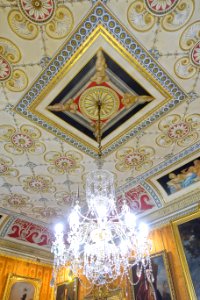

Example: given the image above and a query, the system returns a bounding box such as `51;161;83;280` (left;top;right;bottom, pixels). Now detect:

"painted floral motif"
20;175;56;193
145;0;180;15
175;22;200;79
0;56;11;80
1;193;32;210
54;191;73;206
128;0;193;32
6;219;53;247
0;38;28;91
156;114;200;147
32;206;62;219
8;3;73;40
117;185;155;212
45;151;84;175
115;146;155;172
191;42;200;66
0;155;19;177
0;124;45;155
19;0;55;24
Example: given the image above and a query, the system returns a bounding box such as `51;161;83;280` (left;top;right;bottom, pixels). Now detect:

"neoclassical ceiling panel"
0;0;200;253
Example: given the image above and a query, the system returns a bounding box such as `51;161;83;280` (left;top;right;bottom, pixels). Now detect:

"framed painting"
131;251;176;300
157;157;200;196
2;273;41;300
55;277;78;300
172;210;200;300
84;288;123;300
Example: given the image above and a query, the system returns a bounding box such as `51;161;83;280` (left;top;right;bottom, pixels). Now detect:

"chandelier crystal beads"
51;168;152;286
51;95;152;287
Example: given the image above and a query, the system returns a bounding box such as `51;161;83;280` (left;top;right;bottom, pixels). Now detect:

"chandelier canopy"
51;97;152;288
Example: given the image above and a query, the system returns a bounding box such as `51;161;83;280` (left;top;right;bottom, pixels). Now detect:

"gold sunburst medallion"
79;86;120;120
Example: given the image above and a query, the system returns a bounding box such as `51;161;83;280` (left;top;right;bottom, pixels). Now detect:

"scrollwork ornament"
115;146;155;172
128;0;155;32
156;114;200;147
31;206;62;219
1;193;32;210
174;57;196;79
161;0;194;31
8;10;39;40
0;37;28;91
0;124;45;155
20;175;56;193
5;69;28;92
0;155;19;177
0;37;21;63
45;150;84;175
45;6;73;39
175;21;200;79
8;4;73;40
128;0;193;32
180;21;200;50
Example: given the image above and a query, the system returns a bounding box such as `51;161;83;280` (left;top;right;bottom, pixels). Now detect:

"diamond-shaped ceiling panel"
0;0;200;253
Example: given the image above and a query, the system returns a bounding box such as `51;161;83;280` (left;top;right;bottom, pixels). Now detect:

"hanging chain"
97;98;102;159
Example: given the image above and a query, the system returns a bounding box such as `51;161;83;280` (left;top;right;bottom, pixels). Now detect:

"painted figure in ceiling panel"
157;157;200;195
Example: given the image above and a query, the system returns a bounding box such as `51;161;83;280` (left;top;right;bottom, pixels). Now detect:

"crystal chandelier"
51;100;152;287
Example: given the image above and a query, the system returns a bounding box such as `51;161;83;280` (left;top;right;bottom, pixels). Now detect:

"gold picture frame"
131;250;176;300
55;277;78;300
2;273;41;300
172;209;200;300
84;287;123;300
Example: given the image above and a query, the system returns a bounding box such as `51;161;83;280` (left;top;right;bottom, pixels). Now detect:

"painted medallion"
18;0;55;24
0;55;11;81
190;41;200;67
145;0;180;16
79;86;120;121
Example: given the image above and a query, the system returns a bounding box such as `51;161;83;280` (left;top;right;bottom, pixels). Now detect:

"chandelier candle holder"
51;100;153;288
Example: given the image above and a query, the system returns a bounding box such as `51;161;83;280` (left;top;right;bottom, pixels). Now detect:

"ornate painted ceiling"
0;0;200;257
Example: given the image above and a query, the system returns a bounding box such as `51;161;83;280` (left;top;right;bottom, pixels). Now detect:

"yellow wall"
0;224;190;299
0;254;54;299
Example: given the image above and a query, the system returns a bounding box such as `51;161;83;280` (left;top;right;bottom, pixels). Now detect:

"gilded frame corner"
172;209;200;300
55;277;79;300
2;273;41;300
84;287;123;300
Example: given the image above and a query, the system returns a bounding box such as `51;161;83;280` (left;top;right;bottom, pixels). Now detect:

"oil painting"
131;251;176;300
2;273;41;300
56;278;78;300
157;158;200;195
173;211;200;299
